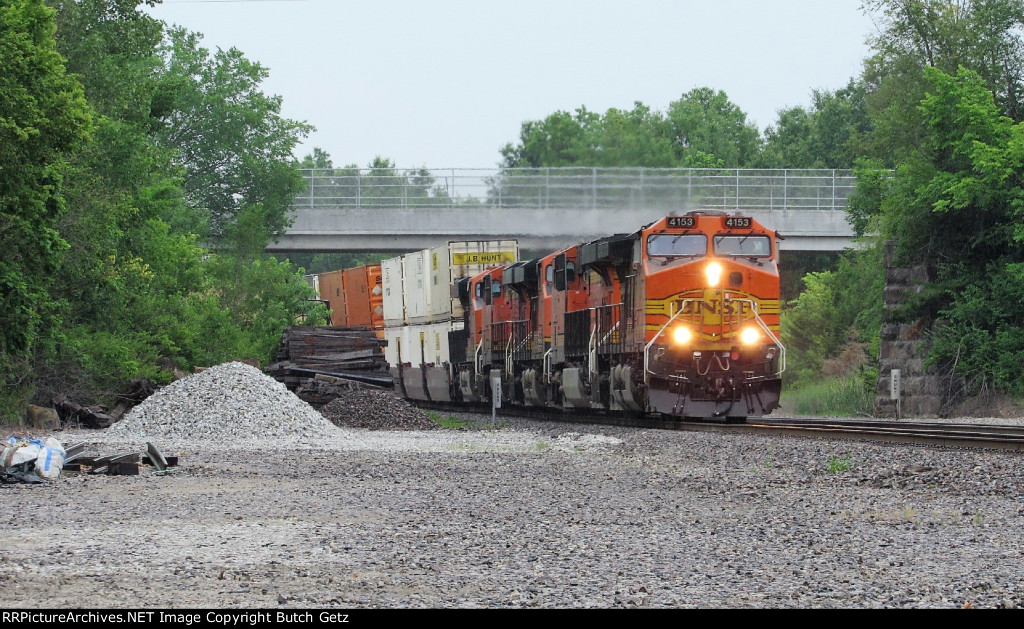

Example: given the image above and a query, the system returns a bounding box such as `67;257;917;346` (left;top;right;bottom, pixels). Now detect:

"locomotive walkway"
270;167;858;253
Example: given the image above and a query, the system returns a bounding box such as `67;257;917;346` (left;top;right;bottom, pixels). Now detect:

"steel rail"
413;401;1024;452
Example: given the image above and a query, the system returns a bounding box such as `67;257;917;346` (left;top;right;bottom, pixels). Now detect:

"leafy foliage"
151;27;312;243
761;79;872;168
781;244;883;392
929;262;1024;394
862;0;1024;164
0;0;329;420
500;89;761;169
874;65;1024;392
0;0;91;410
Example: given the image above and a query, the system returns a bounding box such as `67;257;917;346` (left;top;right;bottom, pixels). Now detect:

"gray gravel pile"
319;387;439;430
106;361;340;443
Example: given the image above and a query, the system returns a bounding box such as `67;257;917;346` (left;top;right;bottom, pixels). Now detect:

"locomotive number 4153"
667;216;696;228
725;217;752;228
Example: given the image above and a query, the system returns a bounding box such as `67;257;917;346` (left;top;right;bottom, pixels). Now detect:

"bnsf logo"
677;300;752;315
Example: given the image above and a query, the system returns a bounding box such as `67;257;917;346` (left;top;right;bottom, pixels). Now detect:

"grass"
426;411;508;430
826;453;854;474
426;411;476;429
780;375;875;417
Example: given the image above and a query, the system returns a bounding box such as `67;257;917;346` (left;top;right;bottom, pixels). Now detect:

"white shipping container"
384;326;403;366
427;240;519;322
384;326;421;366
423;319;463;364
383;321;463;367
404;250;431;324
381;256;406;327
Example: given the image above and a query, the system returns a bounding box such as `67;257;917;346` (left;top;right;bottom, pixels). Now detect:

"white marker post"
890;369;902;420
491;376;502;426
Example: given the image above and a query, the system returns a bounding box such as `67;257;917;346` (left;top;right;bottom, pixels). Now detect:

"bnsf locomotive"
330;211;784;421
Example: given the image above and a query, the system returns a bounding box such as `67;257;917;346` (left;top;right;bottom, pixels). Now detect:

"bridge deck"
277;168;857;253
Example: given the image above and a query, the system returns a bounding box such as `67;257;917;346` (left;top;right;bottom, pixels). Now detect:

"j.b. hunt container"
428;240;518;323
381;240;519;326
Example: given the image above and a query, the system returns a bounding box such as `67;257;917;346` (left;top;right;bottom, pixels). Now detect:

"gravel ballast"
1;363;1023;609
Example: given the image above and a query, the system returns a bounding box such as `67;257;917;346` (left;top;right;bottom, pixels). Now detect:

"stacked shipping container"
316;265;384;331
381;240;519;400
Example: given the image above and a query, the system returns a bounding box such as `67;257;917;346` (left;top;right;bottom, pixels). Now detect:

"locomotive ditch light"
672;326;693;345
705;262;723;287
740;327;761;345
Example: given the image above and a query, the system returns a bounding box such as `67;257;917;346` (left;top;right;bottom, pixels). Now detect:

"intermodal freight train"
319;211;785;421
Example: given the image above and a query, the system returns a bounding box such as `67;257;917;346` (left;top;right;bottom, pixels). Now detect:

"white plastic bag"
3;437;42;467
34;438;65;480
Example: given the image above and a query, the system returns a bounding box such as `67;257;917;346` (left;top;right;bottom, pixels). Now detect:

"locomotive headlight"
740;327;761;345
705;262;723;287
672;326;693;345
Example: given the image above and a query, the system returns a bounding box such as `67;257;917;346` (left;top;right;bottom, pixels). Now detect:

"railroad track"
416;401;1024;452
749;417;1024;452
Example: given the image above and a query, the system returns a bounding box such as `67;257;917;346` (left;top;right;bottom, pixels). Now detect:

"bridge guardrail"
294;167;856;212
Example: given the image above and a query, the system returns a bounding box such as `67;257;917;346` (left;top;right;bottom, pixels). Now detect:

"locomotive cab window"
713;235;771;257
553;254;576;292
647;234;707;257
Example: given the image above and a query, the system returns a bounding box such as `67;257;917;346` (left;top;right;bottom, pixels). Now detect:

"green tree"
498;94;753;169
862;0;1024;162
584;103;676;167
665;88;762;167
781;244;884;389
761;105;816;168
7;1;329;412
783;271;842;382
0;0;91;360
877;66;1024;392
500;108;595;168
762;80;872;169
47;0;162;123
152;27;312;243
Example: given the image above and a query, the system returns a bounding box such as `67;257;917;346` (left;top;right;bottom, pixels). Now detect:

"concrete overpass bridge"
268;167;858;254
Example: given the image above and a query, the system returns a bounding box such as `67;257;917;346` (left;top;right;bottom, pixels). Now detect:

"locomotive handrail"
543;347;555;384
588;323;598;382
513;331;533;360
727;299;786;376
502;321;533;375
474;338;484;379
644;300;697;385
598;319;621;347
506;334;514;375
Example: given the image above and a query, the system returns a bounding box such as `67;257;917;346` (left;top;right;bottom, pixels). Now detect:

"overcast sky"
146;0;879;169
